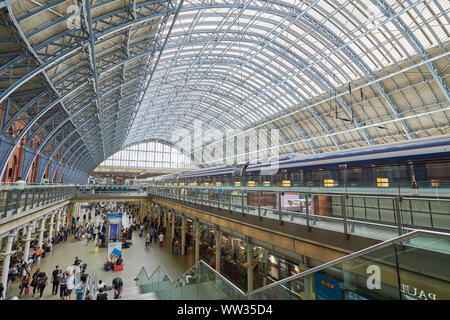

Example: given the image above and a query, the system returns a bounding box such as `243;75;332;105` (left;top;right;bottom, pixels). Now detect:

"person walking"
36;272;48;299
145;233;151;249
30;268;40;297
93;226;98;242
66;272;75;300
51;265;62;296
159;232;165;247
153;229;158;244
18;272;30;297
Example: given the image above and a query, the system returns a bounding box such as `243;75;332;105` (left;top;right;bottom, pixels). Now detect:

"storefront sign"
400;283;437;300
314;273;342;300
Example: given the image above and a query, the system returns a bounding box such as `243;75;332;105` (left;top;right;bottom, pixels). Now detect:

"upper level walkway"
147;184;450;244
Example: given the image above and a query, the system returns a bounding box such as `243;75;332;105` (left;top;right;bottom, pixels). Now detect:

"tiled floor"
6;213;195;300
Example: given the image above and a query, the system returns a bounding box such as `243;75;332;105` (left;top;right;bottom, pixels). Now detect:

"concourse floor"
6;213;195;300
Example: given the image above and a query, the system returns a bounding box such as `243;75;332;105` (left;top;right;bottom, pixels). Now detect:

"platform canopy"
0;0;448;182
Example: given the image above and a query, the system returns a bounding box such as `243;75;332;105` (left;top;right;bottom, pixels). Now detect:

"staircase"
132;260;245;300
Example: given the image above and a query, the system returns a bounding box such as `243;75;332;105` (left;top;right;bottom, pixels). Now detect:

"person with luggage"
30;268;40;297
18;272;30;297
51;265;62;295
96;287;108;300
36;272;48;299
112;277;123;299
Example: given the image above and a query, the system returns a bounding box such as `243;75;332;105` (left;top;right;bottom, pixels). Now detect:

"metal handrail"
244;229;450;297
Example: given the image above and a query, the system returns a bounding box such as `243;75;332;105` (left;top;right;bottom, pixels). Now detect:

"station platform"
5;213;195;300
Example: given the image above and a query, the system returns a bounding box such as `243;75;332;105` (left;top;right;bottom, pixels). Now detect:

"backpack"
55;270;62;282
37;276;47;288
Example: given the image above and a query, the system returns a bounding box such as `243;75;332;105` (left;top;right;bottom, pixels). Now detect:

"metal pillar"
305;193;311;231
278;192;283;225
341;194;349;239
246;241;254;292
181;215;186;256
394;196;403;236
194;221;200;263
215;228;222;273
163;209;167;229
1;233;16;299
171;212;175;240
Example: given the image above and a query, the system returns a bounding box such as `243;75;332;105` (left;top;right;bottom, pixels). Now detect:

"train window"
426;162;450;182
377;178;389;187
324;179;338;187
290;171;304;186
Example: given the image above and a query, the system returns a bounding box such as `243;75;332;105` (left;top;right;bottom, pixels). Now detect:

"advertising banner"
107;242;122;260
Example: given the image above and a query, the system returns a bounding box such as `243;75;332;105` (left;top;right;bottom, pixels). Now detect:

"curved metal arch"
41;95;155;181
128;28;362;146
132;49;345;149
1;56;160;180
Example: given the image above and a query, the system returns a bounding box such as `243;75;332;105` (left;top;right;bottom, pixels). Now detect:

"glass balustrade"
149;185;450;240
134;260;245;300
236;231;450;300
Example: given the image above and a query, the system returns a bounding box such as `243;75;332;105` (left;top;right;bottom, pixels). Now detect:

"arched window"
99;141;197;170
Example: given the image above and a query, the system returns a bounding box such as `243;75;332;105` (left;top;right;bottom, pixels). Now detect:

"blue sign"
314;273;342;300
107;213;123;220
111;248;122;257
109;224;118;240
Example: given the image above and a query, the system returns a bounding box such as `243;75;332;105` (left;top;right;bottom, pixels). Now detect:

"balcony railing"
148;184;450;241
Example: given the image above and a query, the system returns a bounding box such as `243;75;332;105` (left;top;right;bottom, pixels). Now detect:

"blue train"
150;135;450;188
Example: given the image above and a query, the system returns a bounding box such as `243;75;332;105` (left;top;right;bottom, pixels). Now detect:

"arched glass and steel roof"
0;0;448;183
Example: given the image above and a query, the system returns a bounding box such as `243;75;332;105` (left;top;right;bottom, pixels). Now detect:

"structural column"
194;220;200;263
181;215;186;256
163;209;168;229
55;209;62;232
37;217;46;254
62;207;67;228
171;211;175;240
215;228;222;273
47;212;55;241
22;225;33;264
67;203;75;227
1;233;16;299
246;241;254;292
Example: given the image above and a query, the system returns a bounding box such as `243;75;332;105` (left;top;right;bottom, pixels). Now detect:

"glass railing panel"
134;261;244;300
158;270;172;300
239;231;450;300
242;244;400;300
135;267;150;287
396;235;450;300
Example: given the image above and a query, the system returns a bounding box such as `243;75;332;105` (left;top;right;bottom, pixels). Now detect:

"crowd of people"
2;202;171;300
